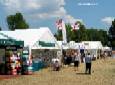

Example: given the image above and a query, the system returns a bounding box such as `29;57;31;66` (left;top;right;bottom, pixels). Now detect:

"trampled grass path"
0;58;115;85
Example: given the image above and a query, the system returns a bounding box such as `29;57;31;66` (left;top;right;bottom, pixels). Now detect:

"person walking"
64;55;67;66
54;60;60;71
85;53;92;74
66;54;72;66
52;57;60;71
74;52;81;71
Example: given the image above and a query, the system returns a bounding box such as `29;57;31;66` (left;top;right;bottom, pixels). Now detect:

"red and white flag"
71;22;80;31
55;19;67;44
56;19;63;30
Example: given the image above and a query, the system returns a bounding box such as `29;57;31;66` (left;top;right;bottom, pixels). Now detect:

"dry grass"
0;57;115;85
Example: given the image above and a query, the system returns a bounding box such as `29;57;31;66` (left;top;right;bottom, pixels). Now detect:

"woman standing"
74;52;81;71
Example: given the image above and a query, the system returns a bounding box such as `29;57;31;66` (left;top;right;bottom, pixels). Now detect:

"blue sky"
0;0;115;33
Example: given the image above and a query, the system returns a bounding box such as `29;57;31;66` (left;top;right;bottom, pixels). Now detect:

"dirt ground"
0;57;115;85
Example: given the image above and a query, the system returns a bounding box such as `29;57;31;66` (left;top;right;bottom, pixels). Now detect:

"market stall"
102;47;112;57
0;27;61;72
0;36;24;75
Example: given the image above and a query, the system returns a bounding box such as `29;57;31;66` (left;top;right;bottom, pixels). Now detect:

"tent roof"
103;46;111;51
0;28;46;46
57;41;69;49
0;27;60;49
81;41;103;49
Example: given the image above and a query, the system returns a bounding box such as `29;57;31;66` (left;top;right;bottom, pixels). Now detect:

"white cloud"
25;1;41;10
1;0;21;12
1;0;66;17
29;7;66;19
0;0;83;26
53;7;66;18
78;2;98;6
64;15;83;24
101;17;114;25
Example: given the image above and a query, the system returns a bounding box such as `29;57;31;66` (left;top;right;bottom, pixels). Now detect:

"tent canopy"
103;46;111;51
57;41;70;49
81;41;103;49
0;27;60;49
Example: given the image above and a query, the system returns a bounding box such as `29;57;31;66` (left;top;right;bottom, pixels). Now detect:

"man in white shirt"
52;57;61;71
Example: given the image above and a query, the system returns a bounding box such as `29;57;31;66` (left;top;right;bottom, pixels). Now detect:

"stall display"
0;38;24;75
27;57;33;74
5;51;22;75
22;47;33;75
0;28;60;74
32;49;58;71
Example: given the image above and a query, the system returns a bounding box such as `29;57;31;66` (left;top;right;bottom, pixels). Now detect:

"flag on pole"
56;19;63;30
71;22;80;31
55;19;67;44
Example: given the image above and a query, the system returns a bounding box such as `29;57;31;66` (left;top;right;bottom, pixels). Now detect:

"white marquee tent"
0;27;62;71
0;27;60;50
57;41;70;49
81;41;103;59
102;46;111;51
81;41;103;50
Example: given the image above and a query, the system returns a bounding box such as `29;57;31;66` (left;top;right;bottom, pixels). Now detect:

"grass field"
0;57;115;85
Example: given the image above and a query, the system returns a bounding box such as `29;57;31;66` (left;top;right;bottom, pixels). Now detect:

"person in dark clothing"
74;52;81;71
64;56;67;65
54;60;60;71
85;53;92;74
81;53;85;63
66;55;72;65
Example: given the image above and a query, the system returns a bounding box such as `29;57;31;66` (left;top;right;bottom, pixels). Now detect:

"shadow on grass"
76;73;91;75
76;73;86;75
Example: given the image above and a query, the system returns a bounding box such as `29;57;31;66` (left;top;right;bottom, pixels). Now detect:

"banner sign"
0;39;24;47
39;41;55;47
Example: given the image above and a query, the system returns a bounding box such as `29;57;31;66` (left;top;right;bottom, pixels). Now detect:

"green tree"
54;30;62;40
86;29;108;46
7;13;29;30
109;19;115;48
0;27;2;31
79;24;87;41
109;19;115;36
65;23;73;42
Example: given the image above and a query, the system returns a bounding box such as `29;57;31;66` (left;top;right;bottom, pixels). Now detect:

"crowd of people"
0;49;111;75
51;49;110;75
62;50;92;74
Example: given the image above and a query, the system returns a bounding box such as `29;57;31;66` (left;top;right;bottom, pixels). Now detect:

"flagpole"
56;19;67;67
62;20;67;44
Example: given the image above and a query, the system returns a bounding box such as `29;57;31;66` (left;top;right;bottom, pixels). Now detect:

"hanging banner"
39;41;55;47
0;39;24;47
